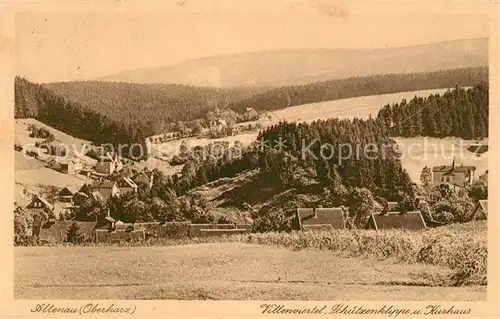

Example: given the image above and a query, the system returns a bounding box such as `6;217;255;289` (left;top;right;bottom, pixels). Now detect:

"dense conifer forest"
15;77;149;159
228;67;487;113
43;81;265;128
377;83;489;138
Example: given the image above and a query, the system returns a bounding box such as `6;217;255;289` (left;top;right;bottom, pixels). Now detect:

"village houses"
210;119;228;133
87;180;120;200
116;177;138;195
47;157;83;175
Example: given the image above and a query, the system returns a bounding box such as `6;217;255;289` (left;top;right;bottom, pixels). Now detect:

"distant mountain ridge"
97;38;488;88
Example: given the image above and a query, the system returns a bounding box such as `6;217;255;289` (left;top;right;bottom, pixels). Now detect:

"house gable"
59;186;77;197
27;196;54;211
469;200;488;221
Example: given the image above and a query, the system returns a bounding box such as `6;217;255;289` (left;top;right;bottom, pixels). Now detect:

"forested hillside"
229;67;488;113
153;118;414;201
71;116;417;226
15;77;149;160
34;67;488;134
44;81;265;130
377;83;489;139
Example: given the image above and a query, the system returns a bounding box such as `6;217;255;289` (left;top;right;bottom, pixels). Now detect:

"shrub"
163;222;191;239
66;222;84;244
28;125;54;140
14;206;34;245
252;206;291;233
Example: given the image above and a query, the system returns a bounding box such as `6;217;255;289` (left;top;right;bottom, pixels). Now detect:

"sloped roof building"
294;208;346;231
366;211;427;231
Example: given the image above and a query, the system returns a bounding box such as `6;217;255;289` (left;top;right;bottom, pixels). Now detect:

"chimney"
452;156;455;169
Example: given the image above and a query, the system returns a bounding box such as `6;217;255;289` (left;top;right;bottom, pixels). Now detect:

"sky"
14;1;491;83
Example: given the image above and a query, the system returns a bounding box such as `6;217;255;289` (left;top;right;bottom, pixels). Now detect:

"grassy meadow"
15;221;487;300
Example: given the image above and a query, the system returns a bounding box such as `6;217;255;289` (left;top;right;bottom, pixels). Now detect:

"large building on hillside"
432;159;476;188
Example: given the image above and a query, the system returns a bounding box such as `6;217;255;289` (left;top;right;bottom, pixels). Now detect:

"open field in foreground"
15;244;485;300
16;221;487;301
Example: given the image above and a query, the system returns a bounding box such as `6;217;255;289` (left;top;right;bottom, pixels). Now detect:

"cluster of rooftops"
291;199;487;232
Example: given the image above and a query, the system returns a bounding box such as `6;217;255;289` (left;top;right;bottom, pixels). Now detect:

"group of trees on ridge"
228;67;487;113
15;77;149;160
378;83;489;139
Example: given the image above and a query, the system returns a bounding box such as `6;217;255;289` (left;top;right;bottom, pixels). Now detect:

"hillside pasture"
15;242;485;300
239;88;452;128
15;118;96;166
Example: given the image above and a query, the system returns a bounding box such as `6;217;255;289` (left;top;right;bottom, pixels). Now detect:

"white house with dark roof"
432;159;476;188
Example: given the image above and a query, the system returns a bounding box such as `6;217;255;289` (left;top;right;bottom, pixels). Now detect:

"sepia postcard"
1;0;499;318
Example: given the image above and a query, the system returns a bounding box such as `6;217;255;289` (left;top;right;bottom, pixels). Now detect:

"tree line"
43;80;264;134
228;67;488;113
377;83;489;139
15;77;149;160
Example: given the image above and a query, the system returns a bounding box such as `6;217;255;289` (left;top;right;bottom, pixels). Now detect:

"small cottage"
244;107;259;121
26;195;54;212
366;211;427;231
116;177;138;195
294;207;346;231
72;192;89;206
132;171;154;189
58;186;77;203
89;180;120;200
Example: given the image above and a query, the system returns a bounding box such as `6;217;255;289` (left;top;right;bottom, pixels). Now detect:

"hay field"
240;88;453;127
15;243;485;300
15;222;486;300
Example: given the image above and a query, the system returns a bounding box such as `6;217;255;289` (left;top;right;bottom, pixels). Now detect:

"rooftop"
368;211;427;231
432;164;476;173
90;180;117;189
296;207;346;230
